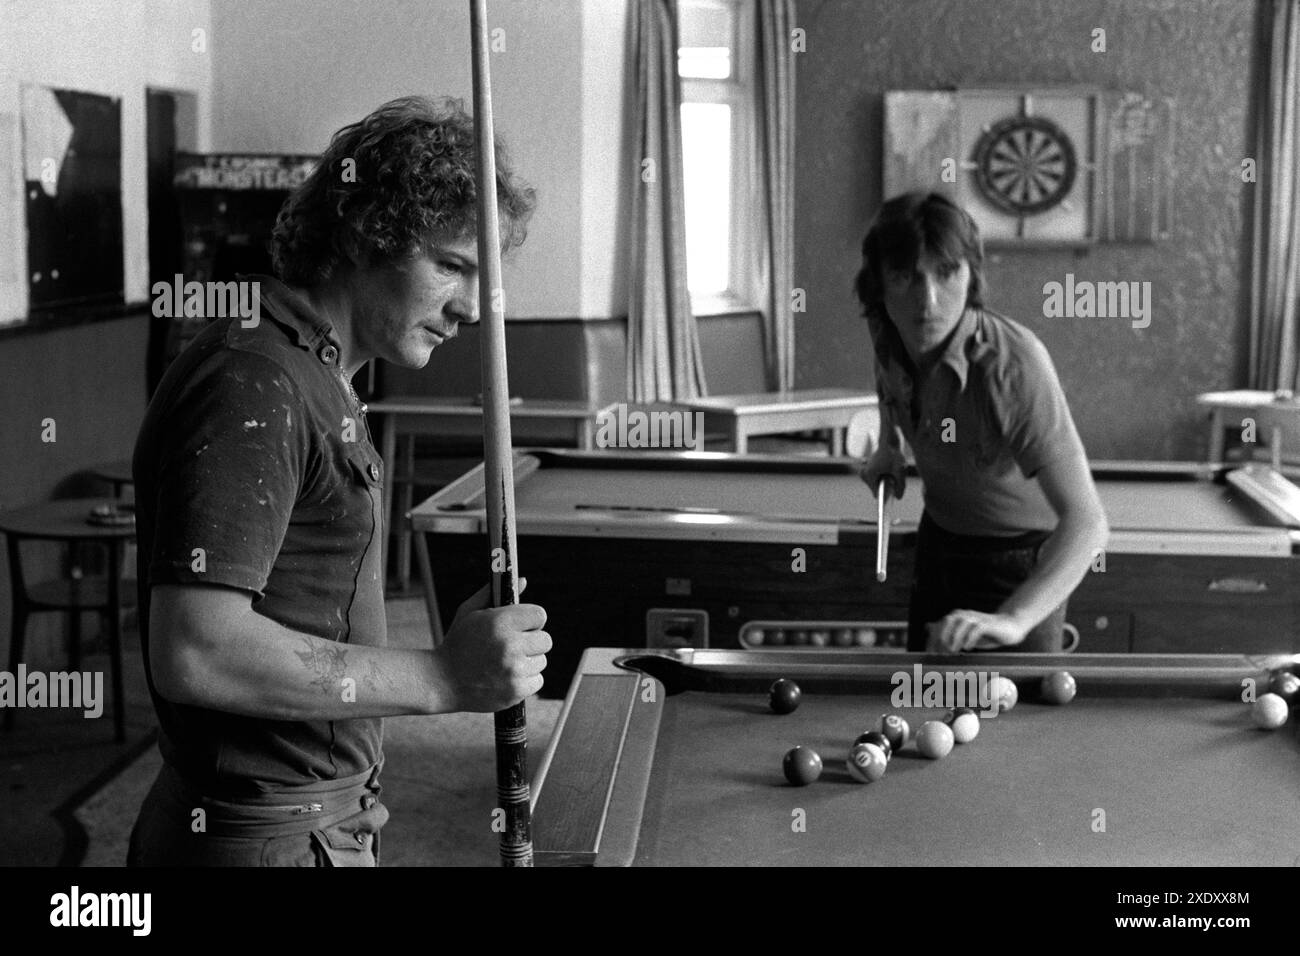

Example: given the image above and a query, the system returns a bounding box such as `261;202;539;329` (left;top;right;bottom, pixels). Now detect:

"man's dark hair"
853;191;986;325
272;95;536;286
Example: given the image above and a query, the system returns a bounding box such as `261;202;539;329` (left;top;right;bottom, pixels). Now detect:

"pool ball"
854;627;877;647
986;675;1018;714
1041;671;1077;705
746;630;765;647
789;629;810;646
1252;693;1289;730
1268;671;1300;706
854;731;893;761
874;713;911;752
943;707;980;744
767;629;787;646
833;628;854;647
769;678;802;715
916;721;954;759
783;746;823;786
809;629;830;647
846;742;888;782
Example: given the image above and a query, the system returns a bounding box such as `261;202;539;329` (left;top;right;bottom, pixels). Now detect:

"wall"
0;0;211;662
0;0;213;320
791;0;1259;460
209;0;630;320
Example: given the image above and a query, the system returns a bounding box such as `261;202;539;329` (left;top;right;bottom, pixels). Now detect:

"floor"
0;596;562;867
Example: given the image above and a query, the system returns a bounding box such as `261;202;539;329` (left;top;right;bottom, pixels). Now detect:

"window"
678;0;755;314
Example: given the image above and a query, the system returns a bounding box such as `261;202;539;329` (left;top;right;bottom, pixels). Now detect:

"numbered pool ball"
1268;671;1300;706
767;629;788;646
769;678;802;715
846;742;888;783
1253;693;1289;730
789;629;810;646
783;746;823;786
854;731;893;761
854;627;878;647
809;629;830;647
874;713;911;752
916;721;954;759
1041;670;1077;705
986;675;1018;714
943;707;980;744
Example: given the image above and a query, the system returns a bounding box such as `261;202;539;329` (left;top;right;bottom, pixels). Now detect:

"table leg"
107;543;125;743
831;427;845;457
380;414;397;588
579;419;594;451
1208;410;1225;464
733;427;746;455
412;530;444;645
397;435;414;591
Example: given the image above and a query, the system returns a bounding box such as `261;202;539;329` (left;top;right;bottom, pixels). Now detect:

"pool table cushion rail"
530;660;665;867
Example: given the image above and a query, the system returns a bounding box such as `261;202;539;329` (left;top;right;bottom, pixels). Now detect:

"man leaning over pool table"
855;192;1109;653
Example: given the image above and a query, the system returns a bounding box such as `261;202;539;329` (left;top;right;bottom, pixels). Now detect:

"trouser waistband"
158;761;383;839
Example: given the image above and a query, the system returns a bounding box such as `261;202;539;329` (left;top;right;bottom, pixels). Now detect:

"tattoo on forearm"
295;638;348;694
362;658;387;694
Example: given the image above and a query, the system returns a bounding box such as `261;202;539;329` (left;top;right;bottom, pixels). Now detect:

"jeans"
906;512;1067;652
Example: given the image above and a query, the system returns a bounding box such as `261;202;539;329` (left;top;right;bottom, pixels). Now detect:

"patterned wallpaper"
791;0;1260;460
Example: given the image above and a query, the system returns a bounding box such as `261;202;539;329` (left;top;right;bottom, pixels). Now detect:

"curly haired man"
128;97;549;866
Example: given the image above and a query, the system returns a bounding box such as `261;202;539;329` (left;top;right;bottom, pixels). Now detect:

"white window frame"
679;0;758;316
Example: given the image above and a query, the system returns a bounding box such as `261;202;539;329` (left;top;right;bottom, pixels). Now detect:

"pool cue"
875;478;891;583
470;0;532;868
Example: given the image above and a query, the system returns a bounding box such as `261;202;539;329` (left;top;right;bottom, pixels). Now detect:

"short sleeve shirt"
133;275;386;795
873;307;1086;536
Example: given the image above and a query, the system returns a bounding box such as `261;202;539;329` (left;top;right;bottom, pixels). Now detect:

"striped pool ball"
854;731;893;761
987;675;1018;713
874;713;911;752
1268;671;1300;706
846;742;888;783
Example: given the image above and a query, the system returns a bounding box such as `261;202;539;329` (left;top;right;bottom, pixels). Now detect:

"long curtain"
753;0;797;393
626;0;705;402
1250;0;1300;391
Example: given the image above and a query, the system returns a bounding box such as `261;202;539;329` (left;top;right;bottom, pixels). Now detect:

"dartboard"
972;115;1078;216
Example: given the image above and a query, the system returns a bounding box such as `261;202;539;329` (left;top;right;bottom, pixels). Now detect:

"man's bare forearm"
998;509;1108;633
155;608;453;720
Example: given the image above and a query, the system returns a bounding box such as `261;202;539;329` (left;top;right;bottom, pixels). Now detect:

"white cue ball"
916;720;955;759
1252;693;1289;730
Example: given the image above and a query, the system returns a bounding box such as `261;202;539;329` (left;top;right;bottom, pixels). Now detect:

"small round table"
0;498;136;741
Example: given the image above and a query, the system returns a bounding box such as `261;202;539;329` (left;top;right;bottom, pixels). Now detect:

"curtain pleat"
626;0;705;402
754;0;797;392
1250;0;1300;391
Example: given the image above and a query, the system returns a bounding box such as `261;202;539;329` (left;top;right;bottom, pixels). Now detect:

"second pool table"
411;451;1300;688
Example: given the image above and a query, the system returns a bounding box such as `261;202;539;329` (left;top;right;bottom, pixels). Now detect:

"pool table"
529;647;1300;866
410;451;1300;689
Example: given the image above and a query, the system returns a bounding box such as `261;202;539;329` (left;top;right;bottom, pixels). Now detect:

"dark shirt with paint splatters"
133;276;386;795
